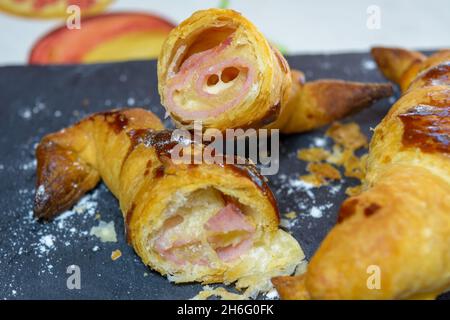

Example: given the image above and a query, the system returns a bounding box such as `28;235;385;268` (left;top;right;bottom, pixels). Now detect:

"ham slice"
155;232;206;266
155;215;188;265
164;36;256;120
204;203;255;233
154;202;255;265
158;243;208;266
154;215;202;265
205;203;255;262
154;215;184;252
216;238;253;262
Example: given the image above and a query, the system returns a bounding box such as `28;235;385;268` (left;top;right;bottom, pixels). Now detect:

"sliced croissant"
34;108;303;285
273;48;450;299
158;9;393;133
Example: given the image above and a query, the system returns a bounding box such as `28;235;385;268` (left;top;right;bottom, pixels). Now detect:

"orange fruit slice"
0;0;112;19
29;12;175;64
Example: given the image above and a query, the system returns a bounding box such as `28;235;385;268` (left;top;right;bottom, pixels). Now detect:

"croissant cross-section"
158;9;393;133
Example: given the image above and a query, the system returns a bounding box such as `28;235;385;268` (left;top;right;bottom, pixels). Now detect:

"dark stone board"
0;53;448;300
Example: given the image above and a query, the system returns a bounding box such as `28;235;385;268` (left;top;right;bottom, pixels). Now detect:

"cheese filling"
151;188;256;267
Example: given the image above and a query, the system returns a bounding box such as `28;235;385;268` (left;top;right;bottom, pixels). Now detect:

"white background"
0;0;449;65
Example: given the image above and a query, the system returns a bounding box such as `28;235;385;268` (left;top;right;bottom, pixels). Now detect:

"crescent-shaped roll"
34;108;303;285
158;9;393;133
273;48;450;299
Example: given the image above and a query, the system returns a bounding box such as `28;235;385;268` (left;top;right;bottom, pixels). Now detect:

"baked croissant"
273;48;450;299
157;8;393;133
34;108;303;285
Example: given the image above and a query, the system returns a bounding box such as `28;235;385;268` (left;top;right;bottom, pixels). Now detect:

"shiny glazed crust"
273;48;450;299
34;108;303;284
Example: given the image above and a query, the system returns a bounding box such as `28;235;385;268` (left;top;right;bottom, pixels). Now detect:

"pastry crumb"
299;174;322;186
297;147;330;162
285;211;297;219
90;220;117;243
297;121;368;188
192;256;306;300
342;151;366;179
326;121;368;150
192;286;247;300
300;162;342;187
111;249;122;261
345;185;363;196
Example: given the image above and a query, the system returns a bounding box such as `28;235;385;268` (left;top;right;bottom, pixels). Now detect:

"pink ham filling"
215;238;253;262
154;202;255;265
204;203;255;233
164;36;256;120
154;216;208;266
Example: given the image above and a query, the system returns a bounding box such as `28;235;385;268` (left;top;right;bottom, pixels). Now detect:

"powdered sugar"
309;207;323;218
361;58;377;70
264;289;279;300
37;234;56;255
18;100;47;120
329;184;342;195
0;174;111;298
19;108;32;120
21;159;37;171
312;137;327;148
280;218;298;229
127;97;136;106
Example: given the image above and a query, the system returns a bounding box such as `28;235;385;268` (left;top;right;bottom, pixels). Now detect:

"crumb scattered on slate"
111;250;122;261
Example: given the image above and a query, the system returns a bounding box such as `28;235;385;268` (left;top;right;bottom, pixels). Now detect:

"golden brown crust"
157;9;291;131
408;61;450;91
307;166;450;299
274;48;450;299
275;166;450;300
33;108;278;224
33;108;302;284
372;47;450;92
371;47;426;87
270;78;393;133
159;9;393;133
398;104;449;154
34;108;164;219
271;274;310;300
35;139;100;220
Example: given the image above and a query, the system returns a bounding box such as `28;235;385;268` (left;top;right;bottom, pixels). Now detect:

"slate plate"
0;53;448;300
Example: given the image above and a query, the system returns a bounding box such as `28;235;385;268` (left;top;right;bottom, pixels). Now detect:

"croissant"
273;48;450;299
157;9;393;133
34;108;303;285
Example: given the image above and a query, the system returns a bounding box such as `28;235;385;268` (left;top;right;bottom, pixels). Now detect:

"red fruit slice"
0;0;112;19
29;12;175;64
